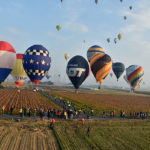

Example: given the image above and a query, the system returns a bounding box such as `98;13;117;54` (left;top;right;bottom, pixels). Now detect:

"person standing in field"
81;118;85;125
19;108;23;117
2;105;5;114
7;107;10;114
50;118;55;129
86;126;91;137
10;106;13;115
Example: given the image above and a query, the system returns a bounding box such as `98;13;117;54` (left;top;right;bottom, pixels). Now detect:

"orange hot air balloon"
11;54;27;88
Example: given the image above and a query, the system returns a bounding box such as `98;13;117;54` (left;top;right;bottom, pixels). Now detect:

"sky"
1;0;150;89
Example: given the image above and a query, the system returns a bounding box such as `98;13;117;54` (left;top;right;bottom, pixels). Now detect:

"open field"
0;89;62;114
49;119;150;150
0;119;59;150
48;86;150;116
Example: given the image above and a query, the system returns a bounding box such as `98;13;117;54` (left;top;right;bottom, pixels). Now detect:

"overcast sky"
0;0;150;89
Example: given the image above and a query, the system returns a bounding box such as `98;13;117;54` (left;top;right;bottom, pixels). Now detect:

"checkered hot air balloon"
11;54;27;88
23;45;51;85
90;53;112;88
0;41;16;83
126;65;144;90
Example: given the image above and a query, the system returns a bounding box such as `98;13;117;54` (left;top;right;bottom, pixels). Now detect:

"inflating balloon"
112;62;125;81
0;41;16;83
23;45;51;85
66;55;89;89
126;65;144;90
90;53;112;87
87;45;105;62
11;54;27;88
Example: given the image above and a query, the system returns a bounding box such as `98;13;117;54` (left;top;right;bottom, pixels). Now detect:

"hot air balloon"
46;72;51;79
23;45;51;85
0;41;16;83
123;75;129;84
56;25;61;31
112;62;125;81
87;45;105;62
120;0;123;2
107;38;110;43
61;0;64;2
11;54;27;88
110;72;113;77
124;16;127;20
90;53;112;88
66;55;89;89
118;34;122;40
95;0;98;4
129;6;132;10
126;65;144;90
65;53;70;61
114;38;117;44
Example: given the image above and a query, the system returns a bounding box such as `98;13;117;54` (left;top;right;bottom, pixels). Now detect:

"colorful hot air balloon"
66;55;89;89
126;65;144;90
95;0;98;4
118;34;122;40
112;62;125;81
87;45;105;62
65;53;70;61
90;53;112;87
56;25;61;31
11;54;27;88
0;41;16;83
23;45;51;85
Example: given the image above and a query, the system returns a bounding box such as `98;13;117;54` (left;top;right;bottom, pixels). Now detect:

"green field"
54;119;150;150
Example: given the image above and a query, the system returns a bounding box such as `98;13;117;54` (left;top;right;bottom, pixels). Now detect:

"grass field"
54;119;150;150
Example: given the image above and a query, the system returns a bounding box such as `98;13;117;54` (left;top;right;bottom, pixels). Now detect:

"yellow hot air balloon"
11;54;27;88
65;53;70;61
56;25;61;31
118;34;122;40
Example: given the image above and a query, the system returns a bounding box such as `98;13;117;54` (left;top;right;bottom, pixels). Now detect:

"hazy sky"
1;0;150;89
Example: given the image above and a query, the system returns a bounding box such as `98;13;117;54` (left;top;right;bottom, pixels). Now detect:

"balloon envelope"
118;34;122;40
90;53;112;85
56;25;61;31
87;45;105;62
66;55;89;89
0;41;16;82
23;45;51;85
11;54;27;88
65;53;70;61
126;65;144;89
112;62;125;81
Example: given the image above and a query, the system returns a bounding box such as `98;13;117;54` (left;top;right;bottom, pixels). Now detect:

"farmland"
0;119;59;150
0;89;62;114
49;86;150;116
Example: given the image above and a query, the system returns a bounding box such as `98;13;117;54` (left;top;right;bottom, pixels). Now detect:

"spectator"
10;106;14;115
81;118;85;125
7;107;10;114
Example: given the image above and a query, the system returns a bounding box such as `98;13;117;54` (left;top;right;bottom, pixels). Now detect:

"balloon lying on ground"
66;55;89;89
0;41;16;83
126;65;144;90
23;44;51;85
112;62;125;81
65;53;70;61
11;54;27;88
87;45;105;62
90;53;112;87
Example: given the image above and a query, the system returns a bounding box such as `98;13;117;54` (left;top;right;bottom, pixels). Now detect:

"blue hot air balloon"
0;41;16;83
66;55;89;89
112;62;125;81
23;45;51;85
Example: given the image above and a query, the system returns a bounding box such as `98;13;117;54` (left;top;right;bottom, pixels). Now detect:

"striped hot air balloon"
11;54;27;88
23;45;51;85
0;41;16;83
126;65;144;90
90;53;112;87
87;45;105;62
